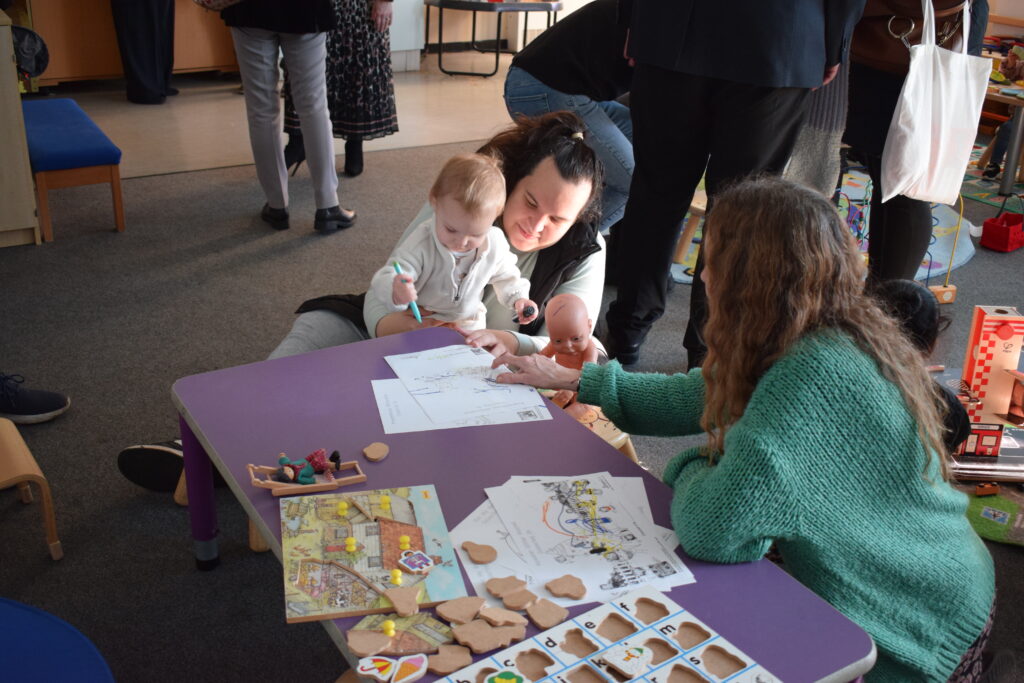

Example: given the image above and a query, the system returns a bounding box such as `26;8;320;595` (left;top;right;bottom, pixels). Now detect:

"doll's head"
545;293;592;356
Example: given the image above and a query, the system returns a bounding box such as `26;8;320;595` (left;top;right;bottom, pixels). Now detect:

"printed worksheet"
372;379;552;434
484;474;694;598
384;345;549;425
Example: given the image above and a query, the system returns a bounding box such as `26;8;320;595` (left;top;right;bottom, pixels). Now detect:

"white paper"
385;345;549;425
485;474;694;599
372;379;553;434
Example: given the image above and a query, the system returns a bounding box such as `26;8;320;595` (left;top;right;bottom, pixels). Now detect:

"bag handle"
920;0;971;54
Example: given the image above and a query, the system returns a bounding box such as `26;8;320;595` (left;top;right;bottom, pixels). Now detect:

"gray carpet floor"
1;141;1022;681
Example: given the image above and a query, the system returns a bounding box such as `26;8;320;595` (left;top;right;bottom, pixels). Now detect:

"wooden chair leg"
34;172;53;242
173;470;188;507
109;165;125;232
32;477;63;560
976;138;995;169
617;436;639;464
248;517;270;553
17;481;33;503
673;214;702;265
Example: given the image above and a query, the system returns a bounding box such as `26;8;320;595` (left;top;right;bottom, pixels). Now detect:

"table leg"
999;106;1024;197
180;415;220;570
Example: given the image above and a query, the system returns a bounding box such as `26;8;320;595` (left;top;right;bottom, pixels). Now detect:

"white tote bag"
880;0;990;205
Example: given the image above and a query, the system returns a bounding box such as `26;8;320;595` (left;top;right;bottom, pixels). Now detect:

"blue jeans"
992;119;1016;167
504;66;633;235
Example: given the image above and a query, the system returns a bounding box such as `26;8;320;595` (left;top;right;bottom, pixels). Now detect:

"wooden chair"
21;98;125;242
673;189;708;267
0;418;62;560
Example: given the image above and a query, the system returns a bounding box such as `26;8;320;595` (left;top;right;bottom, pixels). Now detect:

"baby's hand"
392;273;417;306
515;298;539;324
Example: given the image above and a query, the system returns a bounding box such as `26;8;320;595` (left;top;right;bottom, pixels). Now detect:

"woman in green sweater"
485;177;996;681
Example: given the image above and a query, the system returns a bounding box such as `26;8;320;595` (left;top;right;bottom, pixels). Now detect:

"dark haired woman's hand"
490;352;580;391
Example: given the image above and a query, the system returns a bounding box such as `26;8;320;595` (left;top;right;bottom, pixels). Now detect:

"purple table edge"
172;327;876;682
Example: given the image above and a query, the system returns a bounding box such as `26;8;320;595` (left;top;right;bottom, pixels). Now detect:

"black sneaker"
603;338;641;366
982;163;1001;179
0;373;70;424
118;439;227;492
261;203;290;231
314;205;356;233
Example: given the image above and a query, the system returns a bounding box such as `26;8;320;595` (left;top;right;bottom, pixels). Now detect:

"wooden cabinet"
0;10;40;248
23;0;237;86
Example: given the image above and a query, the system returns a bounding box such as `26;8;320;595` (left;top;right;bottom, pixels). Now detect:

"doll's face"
547;310;590;355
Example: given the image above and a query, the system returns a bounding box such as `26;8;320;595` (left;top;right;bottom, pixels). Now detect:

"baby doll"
538;293;599;371
368;153;538;336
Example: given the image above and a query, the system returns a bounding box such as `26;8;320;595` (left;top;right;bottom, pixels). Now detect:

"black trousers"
110;0;175;104
604;63;810;367
845;62;934;284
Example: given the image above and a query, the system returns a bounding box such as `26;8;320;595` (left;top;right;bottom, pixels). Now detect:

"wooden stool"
21;99;125;242
673;189;708;266
0;418;62;560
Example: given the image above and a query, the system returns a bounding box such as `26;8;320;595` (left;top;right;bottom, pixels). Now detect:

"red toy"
974;482;1000;497
958;423;1004;457
980;212;1024;253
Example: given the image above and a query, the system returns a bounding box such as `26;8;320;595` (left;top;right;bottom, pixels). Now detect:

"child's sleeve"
488;235;532;308
369;235;425;314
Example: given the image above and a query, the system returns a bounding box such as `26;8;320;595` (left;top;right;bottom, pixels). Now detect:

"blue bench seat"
21;98;125;242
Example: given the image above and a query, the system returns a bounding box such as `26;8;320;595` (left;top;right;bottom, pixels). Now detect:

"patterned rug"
671;167;977;286
962;143;1024;210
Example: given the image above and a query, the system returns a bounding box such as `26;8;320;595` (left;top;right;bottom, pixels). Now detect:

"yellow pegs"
399;534;410;550
337;501;348;516
390;568;403;585
345;536;357;552
382;619;396;637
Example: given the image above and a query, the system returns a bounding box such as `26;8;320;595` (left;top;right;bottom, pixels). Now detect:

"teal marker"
392;261;422;323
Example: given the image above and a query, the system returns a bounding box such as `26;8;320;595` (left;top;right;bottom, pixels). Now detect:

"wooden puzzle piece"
486;576;528;598
452;620;526;654
428;645;473;676
462;541;498;564
384;586;423;617
392;654;430;683
526;599;568;630
545;575;586;600
503;589;538;611
436;596;486;625
348;630;393;658
356;656;397;682
602;645;653;679
479;607;529;627
351;613;454;657
364;442;390;462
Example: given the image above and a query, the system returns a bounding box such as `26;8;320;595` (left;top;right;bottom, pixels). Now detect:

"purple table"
173;327;875;681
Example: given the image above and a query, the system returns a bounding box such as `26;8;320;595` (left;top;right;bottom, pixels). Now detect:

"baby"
368;153;538;336
539;293;599;370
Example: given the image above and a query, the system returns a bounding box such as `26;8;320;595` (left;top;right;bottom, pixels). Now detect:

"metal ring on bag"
887;16;916;49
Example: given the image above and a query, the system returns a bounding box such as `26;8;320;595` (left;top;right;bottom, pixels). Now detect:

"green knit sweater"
579;330;994;681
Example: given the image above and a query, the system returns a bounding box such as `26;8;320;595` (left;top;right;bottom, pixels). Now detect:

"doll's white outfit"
367;216;530;334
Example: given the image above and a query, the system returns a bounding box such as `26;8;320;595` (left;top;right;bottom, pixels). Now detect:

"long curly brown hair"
700;177;948;478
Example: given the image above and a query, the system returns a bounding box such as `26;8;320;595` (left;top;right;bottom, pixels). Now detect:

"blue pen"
392;261;422;323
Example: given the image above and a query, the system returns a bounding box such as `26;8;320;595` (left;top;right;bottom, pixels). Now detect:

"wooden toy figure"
538;294;599;371
274;454;316;485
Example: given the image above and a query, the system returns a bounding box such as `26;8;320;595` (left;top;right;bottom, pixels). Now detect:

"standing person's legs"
110;0;175;104
279;32;338;211
864;154;933;282
230;27;290;210
604;64;714;363
504;66;634;235
683;82;810;367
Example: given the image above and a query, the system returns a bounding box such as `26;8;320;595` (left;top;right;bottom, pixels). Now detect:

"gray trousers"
267;310;367;359
230;27;338;210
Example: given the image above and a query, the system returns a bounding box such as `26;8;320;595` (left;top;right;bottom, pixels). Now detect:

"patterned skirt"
283;0;399;140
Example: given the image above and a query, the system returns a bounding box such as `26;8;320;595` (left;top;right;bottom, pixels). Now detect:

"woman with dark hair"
488;177;995;681
273;111;605;357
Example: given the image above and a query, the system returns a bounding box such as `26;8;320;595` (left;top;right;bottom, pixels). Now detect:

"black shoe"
314;205;356;233
344;137;363;177
261;203;290;231
982;162;1001;179
118;439;227;492
284;134;306;177
0;373;70;424
166;87;180;96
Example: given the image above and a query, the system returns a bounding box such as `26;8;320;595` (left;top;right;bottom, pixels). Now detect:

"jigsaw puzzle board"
280;486;466;623
440;585;777;683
